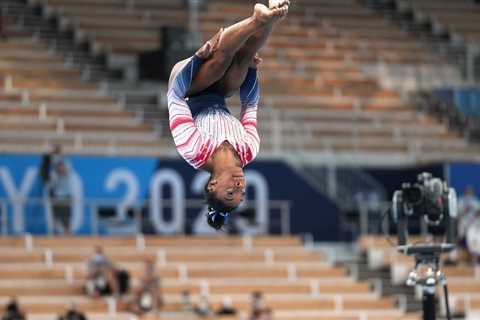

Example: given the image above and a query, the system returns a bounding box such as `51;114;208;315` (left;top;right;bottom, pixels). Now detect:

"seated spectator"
85;246;122;297
194;294;211;318
57;303;87;320
249;291;270;320
179;290;194;313
216;296;237;316
2;298;25;320
261;308;273;320
49;161;73;234
130;261;163;315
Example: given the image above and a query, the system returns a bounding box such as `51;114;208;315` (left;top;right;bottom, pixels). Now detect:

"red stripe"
242;120;256;127
170;116;194;131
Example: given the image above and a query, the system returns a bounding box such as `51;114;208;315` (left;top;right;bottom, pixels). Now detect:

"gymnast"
167;1;290;229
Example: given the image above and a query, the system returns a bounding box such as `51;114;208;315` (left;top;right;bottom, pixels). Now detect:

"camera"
392;172;457;246
400;172;447;225
391;172;458;320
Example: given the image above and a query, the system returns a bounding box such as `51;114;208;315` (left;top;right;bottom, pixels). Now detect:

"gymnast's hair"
204;178;236;229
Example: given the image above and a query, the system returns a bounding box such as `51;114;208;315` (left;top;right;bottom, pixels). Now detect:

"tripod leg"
422;287;436;320
441;273;452;320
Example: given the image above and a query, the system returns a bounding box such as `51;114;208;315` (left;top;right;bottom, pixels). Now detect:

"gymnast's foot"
253;3;289;25
269;0;290;10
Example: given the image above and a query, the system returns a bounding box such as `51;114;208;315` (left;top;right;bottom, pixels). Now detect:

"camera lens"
403;186;423;205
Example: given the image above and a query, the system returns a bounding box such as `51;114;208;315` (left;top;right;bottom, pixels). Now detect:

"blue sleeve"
240;68;260;106
172;55;205;98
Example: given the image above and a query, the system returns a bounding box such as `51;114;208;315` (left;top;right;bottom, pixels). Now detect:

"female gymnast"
167;1;290;229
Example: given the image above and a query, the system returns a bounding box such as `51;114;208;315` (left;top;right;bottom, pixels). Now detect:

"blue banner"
448;163;480;197
0;154;340;240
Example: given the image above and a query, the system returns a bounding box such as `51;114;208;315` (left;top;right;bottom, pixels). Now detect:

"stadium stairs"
0;235;420;320
360;0;480;145
0;3;170;156
360;0;471;84
353;250;422;314
2;0;168;139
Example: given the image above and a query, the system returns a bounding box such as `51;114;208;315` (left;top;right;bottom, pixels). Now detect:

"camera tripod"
397;243;455;320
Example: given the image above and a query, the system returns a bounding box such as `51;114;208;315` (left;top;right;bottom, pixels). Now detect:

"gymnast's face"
209;167;246;207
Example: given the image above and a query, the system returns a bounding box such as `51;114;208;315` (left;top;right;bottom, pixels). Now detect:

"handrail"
0;197;292;236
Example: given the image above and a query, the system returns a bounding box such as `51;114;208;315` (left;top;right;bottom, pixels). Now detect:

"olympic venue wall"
0;154;477;240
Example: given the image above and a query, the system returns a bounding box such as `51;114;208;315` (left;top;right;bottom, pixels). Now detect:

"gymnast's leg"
186;2;289;96
212;0;290;96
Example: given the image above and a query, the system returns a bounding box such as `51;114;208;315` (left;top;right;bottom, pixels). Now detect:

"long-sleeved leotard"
167;55;260;169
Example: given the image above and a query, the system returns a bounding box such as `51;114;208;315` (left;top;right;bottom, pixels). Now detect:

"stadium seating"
0;16;169;155
0;235;419;320
359;235;480;317
15;0;479;162
31;0;186;56
405;0;480;45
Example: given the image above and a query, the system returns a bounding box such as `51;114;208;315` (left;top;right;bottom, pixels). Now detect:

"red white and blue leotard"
167;55;261;169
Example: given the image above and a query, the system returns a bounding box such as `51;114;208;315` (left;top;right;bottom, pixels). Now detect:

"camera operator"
466;208;480;262
458;186;479;244
130;261;163;315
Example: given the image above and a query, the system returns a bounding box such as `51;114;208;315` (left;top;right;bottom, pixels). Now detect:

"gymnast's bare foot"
269;0;290;10
253;3;289;25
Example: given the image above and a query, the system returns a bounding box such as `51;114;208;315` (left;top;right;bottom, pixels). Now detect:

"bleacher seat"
454;88;480;118
0;235;417;320
1;0;478;159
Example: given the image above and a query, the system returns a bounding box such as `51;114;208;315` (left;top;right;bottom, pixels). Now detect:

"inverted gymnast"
167;1;290;229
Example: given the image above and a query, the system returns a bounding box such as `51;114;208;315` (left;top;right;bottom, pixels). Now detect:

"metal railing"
0;197;291;237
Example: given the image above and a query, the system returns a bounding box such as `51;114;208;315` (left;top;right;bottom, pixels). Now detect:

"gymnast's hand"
196;28;224;59
250;53;263;69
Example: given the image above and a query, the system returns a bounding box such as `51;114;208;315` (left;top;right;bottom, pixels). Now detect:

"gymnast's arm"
167;58;210;169
240;67;261;155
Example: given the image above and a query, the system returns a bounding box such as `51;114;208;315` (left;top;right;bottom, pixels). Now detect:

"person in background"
51;144;67;168
57;303;87;320
249;291;269;320
1;297;25;320
194;294;211;318
49;161;73;234
130;261;163;315
179;290;194;313
85;246;120;298
38;144;65;191
466;208;480;263
39;144;68;188
261;308;273;320
458;186;479;241
216;296;237;316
